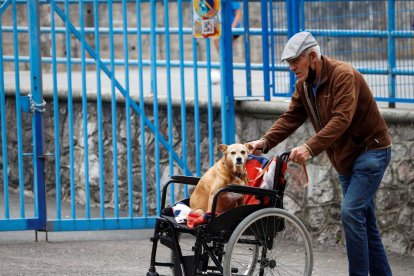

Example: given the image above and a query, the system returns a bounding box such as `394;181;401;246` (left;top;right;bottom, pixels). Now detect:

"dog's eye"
240;150;246;154
231;151;236;155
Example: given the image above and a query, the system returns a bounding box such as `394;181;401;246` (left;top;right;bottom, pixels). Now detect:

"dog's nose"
236;157;243;164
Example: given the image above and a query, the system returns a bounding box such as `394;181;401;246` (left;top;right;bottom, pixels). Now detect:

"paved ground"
1;228;414;276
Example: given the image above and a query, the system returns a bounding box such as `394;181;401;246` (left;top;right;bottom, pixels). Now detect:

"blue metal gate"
0;0;237;232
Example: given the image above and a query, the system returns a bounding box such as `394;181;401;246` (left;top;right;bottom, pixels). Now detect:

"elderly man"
249;32;392;276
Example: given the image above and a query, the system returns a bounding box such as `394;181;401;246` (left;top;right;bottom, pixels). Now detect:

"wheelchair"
147;152;313;276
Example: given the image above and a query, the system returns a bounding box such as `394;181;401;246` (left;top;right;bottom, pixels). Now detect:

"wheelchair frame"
147;152;313;276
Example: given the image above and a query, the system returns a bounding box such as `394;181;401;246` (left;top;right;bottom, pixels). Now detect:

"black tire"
223;208;313;276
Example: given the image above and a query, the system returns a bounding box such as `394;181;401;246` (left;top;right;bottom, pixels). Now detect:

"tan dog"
190;143;253;216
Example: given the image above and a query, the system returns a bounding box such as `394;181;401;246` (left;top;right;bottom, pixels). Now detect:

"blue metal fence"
0;0;413;233
0;0;236;232
261;0;414;104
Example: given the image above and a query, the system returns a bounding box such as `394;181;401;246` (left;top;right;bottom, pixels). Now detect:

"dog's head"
217;143;253;168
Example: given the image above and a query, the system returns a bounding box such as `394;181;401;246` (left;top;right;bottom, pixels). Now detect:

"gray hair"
304;45;321;59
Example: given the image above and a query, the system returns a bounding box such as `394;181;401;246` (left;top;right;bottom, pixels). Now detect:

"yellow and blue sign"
193;0;221;38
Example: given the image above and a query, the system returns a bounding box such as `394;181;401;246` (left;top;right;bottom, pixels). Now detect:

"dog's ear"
217;144;228;153
244;143;254;152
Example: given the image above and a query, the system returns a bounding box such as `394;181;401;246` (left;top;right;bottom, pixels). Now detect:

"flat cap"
281;31;318;62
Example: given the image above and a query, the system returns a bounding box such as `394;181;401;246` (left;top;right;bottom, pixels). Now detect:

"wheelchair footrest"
154;261;174;268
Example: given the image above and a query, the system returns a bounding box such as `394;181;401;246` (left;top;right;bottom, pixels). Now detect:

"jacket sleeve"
261;85;308;151
304;70;358;157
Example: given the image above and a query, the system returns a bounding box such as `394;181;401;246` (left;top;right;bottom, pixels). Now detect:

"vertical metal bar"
242;0;252;97
163;0;175;204
50;0;62;220
108;0;120;218
121;0;133;217
388;0;396;108
64;0;76;219
260;0;270;101
27;0;46;229
0;12;10;219
136;0;147;217
177;0;188;197
269;0;276;96
300;0;305;31
93;0;105;218
286;0;295;94
206;40;214;167
220;0;235;144
192;37;201;176
291;0;301;96
79;0;91;219
12;0;25;218
150;0;161;214
291;0;300;33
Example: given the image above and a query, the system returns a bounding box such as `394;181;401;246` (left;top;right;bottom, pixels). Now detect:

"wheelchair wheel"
223;208;313;276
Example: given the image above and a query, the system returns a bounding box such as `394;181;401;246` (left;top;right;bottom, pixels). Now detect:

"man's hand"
289;145;311;164
248;139;267;156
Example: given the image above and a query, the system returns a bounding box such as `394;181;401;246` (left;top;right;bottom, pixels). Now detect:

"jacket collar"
318;55;329;86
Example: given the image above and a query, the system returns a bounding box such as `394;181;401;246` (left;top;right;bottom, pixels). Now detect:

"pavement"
1;228;414;276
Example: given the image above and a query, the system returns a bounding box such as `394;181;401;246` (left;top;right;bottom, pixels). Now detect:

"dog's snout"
236;157;243;164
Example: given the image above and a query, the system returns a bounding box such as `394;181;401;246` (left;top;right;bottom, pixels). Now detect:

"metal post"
299;0;305;31
220;0;235;144
388;0;396;108
26;0;46;230
260;0;270;101
287;0;301;94
242;0;252;97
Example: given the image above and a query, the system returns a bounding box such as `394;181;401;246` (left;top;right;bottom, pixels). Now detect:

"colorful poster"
193;0;221;38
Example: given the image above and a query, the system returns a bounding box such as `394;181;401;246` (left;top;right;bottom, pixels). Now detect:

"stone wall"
0;95;223;214
1;94;414;255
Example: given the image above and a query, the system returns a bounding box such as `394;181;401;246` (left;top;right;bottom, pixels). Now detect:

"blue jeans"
338;148;392;276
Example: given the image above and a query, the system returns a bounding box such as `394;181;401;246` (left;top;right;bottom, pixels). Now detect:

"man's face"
287;53;311;82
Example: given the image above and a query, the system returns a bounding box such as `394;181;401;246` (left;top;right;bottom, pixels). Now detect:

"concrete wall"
1;94;414;255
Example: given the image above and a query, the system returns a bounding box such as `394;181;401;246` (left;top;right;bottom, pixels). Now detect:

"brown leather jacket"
262;56;392;174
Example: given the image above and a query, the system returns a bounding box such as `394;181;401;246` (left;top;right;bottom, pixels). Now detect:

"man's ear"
309;50;317;63
217;144;228;153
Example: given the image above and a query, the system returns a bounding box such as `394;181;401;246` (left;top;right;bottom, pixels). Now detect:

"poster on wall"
193;0;221;38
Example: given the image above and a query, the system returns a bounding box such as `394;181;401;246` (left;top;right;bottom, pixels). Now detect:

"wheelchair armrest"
225;184;278;197
209;184;278;219
170;175;201;185
161;175;201;212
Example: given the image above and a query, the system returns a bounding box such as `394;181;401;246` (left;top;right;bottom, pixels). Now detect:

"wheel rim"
224;208;313;276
